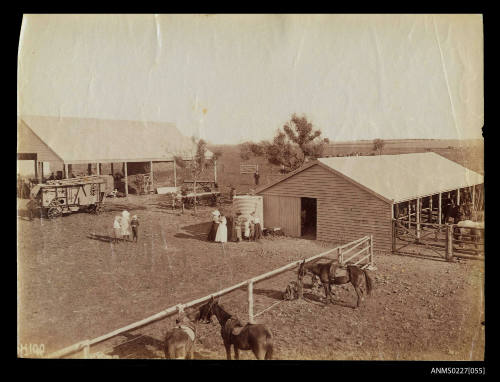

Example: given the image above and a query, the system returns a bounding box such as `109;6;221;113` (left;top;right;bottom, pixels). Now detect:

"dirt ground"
17;195;484;360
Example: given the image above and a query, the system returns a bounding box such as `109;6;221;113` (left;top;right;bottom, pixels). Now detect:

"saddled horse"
164;310;199;359
454;220;484;249
298;259;374;307
198;297;273;360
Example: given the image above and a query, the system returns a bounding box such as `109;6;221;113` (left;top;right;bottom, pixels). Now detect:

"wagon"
29;176;108;219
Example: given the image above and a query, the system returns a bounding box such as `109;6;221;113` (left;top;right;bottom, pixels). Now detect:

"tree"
177;137;216;214
373;138;385;155
239;114;329;173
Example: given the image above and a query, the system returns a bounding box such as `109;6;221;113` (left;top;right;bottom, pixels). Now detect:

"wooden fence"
46;235;373;359
392;219;484;261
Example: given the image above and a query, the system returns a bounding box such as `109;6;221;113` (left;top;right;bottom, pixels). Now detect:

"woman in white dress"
121;210;131;241
215;215;228;243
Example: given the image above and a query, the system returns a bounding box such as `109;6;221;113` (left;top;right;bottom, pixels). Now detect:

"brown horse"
164;310;199;359
297;259;337;303
298;259;374;307
198;297;273;360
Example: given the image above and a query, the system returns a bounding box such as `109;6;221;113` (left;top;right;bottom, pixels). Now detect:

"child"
235;212;243;242
215;215;227;243
131;215;140;243
113;215;122;244
249;213;255;241
253;213;262;242
243;217;250;241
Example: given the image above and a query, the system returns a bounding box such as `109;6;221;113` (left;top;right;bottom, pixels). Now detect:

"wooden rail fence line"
47;235;373;359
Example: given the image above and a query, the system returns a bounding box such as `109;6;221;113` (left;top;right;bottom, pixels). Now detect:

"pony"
163;309;199;359
198;297;273;360
298;259;374;307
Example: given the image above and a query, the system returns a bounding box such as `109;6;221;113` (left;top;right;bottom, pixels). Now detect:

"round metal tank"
233;195;264;228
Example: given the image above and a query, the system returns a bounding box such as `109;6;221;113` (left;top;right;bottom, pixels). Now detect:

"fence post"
369;235;374;266
82;341;90;359
445;224;454;262
248;280;254;323
338;247;343;264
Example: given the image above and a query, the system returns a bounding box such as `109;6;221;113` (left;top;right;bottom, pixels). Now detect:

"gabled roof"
256;152;484;203
18;115;213;164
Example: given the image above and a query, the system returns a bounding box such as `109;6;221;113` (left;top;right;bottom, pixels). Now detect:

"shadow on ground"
175;222;212;242
253;288;284;301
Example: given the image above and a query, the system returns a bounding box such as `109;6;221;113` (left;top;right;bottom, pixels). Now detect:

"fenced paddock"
47;235;374;359
392;219;484;261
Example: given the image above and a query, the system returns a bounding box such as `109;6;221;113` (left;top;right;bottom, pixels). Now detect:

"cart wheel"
47;199;63;219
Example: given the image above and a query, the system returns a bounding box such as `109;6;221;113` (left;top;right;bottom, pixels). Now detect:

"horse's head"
298;260;306;280
198;296;219;323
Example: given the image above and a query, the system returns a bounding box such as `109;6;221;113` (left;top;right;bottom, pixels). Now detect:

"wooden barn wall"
263;195;301;236
259;164;392;252
18;122;62;163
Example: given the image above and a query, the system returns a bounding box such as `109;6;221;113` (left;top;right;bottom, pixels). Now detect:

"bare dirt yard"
17;195;484;360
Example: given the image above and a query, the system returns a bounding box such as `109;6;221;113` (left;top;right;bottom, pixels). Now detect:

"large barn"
256;153;484;252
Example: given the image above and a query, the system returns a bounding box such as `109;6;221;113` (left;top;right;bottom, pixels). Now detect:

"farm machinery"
29;176;110;219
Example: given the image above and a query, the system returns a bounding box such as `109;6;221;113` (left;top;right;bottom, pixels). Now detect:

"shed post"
248;280;254;324
88;163;92;175
472;185;475;208
64;164;69;179
445;224;454;262
392;219;396;254
457;188;460;206
214;159;217;185
407;201;411;229
110;163;114;176
429;196;433;223
124;162;128;196
150;161;154;193
438;193;442;224
96;163;100;175
173;159;177;188
40;162;44;182
416;198;421;241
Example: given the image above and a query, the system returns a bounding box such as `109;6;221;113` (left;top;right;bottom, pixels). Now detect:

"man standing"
254;171;260;186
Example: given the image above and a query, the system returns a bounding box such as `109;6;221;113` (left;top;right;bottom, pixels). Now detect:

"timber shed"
256;153;484;252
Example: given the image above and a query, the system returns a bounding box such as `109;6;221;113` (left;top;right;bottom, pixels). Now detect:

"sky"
17;14;484;145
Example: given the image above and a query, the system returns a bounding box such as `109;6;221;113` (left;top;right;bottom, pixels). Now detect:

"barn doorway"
301;197;317;239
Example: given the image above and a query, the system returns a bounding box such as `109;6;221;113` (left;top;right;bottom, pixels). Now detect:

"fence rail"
47;235;372;359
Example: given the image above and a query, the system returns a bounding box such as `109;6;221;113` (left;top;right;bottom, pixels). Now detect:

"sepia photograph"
17;14;484;363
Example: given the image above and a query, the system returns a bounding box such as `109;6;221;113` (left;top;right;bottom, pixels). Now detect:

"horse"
454;220;484;249
198;297;274;360
297;259;337;303
163;309;199;359
298;259;374;307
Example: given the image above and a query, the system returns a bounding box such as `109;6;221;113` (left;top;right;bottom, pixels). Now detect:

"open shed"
256;153;484;252
17;115;214;195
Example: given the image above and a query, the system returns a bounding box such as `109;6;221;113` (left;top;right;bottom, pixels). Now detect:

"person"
229;187;236;201
131;215;140;243
253;214;263;242
207;210;220;241
113;215;122;243
254;171;260;186
215;215;228;243
249;213;255;241
243;217;250;241
226;213;234;242
235;212;243;242
121;210;131;241
48;172;55;181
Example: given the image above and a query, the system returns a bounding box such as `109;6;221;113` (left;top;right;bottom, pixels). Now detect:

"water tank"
233;195;264;228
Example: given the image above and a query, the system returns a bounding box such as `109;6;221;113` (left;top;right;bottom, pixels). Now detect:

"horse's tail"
362;269;374;296
264;330;274;360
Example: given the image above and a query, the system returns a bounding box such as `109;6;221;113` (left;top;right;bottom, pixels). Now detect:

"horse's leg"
253;345;266;360
224;342;232;360
323;283;330;304
353;282;363;308
233;345;240;360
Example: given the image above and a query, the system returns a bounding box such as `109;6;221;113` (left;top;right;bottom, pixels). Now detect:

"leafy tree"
239;114;329;173
373;138;385;155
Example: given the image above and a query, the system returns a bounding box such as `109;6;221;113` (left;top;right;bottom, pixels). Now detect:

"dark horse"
298;259;374;307
198;297;273;360
164;310;199;359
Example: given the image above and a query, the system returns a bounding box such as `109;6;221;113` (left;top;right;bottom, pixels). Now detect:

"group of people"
113;210;140;243
207;209;263;243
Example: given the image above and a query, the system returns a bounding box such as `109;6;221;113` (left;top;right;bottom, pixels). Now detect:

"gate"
392;219;484;261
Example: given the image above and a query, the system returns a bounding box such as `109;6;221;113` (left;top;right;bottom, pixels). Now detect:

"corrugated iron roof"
257;153;484;203
18;115;213;164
